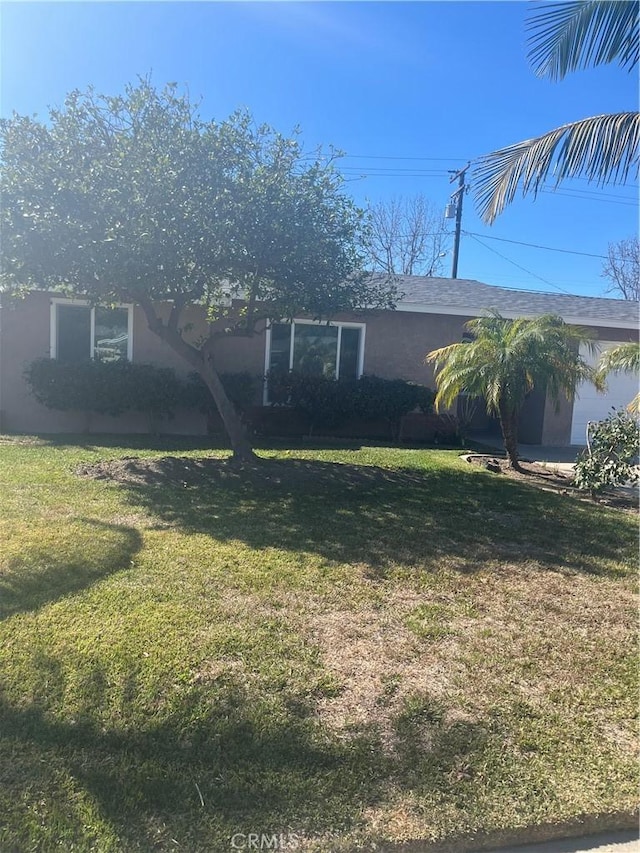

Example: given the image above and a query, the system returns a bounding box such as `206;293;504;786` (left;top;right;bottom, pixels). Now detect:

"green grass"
0;435;637;851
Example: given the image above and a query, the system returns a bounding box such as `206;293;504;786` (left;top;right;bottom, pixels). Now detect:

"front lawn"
0;436;637;851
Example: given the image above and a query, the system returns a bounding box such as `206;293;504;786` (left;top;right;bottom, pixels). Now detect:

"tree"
364;195;450;276
0;80;396;461
596;340;640;413
426;311;601;470
602;236;640;300
474;1;639;223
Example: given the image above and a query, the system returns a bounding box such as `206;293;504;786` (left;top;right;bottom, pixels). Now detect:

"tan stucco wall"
0;293;212;434
2;293;637;441
360;309;471;387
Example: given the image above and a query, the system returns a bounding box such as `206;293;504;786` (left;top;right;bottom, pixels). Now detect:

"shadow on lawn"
0;518;142;620
0;662;490;851
85;456;634;578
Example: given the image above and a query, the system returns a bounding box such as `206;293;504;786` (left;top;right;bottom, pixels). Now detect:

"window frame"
49;298;134;361
263;318;366;404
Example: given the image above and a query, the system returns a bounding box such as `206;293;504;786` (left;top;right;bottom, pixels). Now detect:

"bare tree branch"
364;195;451;276
602;236;640;300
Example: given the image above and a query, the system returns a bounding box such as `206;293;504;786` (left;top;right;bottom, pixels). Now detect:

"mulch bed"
462;453;639;513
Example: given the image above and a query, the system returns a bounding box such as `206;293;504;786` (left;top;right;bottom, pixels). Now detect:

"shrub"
183;372;258;416
25;359;186;426
25;359;131;417
574;409;640;498
266;371;434;435
353;375;434;426
267;371;356;430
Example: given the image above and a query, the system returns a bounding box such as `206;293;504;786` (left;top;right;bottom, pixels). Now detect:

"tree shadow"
0;660;493;851
83;456;635;578
0;518;142;620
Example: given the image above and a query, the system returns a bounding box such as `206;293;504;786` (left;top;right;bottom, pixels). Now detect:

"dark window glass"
269;323;292;374
339;327;360;380
56;305;91;362
94;307;129;361
293;324;338;377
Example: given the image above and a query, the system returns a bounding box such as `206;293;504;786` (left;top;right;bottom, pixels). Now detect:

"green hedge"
24;359;257;425
267;371;434;434
25;359;184;418
25;359;435;439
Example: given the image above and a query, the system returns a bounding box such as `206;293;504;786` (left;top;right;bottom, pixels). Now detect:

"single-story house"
0;277;637;444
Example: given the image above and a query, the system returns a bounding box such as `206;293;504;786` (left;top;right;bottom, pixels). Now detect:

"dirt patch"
76;455;434;495
462;454;638;513
307;592;468;748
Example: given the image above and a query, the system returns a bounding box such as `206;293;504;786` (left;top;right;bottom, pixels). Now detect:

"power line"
463;231;608;259
341;172;452;179
542;184;638;201
539;188;637;206
341;167;450;174
343;154;467;162
466;233;574;295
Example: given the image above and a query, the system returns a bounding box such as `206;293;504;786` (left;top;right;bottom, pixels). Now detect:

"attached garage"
570;342;639;445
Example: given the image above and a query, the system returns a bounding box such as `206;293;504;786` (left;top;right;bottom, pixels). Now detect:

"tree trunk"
498;402;523;472
139;298;257;464
199;357;257;463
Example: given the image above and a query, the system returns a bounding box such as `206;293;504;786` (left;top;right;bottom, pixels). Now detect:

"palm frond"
597;341;640;376
426;312;601;416
527;0;639;80
473;112;640;224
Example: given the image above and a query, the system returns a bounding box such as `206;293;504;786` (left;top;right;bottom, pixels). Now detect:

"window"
50;301;132;362
265;320;365;401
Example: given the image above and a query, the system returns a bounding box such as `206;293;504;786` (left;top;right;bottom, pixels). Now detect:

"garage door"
570;341;639;445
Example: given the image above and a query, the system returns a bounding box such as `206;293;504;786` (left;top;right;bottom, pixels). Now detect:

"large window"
265;320;365;400
51;301;132;362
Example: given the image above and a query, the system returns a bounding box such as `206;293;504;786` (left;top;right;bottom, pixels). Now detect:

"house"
0;277;637;444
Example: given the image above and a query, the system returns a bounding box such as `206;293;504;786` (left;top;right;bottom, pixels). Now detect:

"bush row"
24;359;256;421
267;371;434;434
24;359;436;438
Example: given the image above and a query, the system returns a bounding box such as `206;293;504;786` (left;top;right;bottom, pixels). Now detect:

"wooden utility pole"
448;164;469;279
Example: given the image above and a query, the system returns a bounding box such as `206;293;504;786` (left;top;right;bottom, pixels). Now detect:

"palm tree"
474;1;639;223
426;312;601;470
596;341;640;413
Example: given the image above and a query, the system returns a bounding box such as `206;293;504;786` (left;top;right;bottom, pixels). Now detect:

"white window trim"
263;318;366;405
49;297;134;361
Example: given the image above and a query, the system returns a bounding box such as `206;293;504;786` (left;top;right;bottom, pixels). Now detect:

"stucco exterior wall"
1;292;637;442
0;293;277;434
0;293;212;434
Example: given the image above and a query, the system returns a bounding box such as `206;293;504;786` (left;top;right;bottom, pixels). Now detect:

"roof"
392;276;639;329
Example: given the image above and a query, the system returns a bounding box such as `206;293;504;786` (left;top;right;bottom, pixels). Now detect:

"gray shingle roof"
393;276;639;328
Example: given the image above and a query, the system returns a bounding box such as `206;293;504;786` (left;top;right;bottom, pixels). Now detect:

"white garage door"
570;341;639;445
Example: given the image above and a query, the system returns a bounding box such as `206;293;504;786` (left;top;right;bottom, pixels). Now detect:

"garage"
570;342;639;445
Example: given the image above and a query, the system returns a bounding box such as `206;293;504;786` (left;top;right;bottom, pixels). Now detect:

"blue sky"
1;0;638;297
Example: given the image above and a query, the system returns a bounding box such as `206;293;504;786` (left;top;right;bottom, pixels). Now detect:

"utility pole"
446;164;469;279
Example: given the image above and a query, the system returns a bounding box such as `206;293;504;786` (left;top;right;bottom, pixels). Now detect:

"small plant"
574;409;640;498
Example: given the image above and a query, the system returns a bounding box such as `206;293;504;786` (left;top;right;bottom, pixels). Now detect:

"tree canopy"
0;79;395;459
473;0;639;223
426;311;601;468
